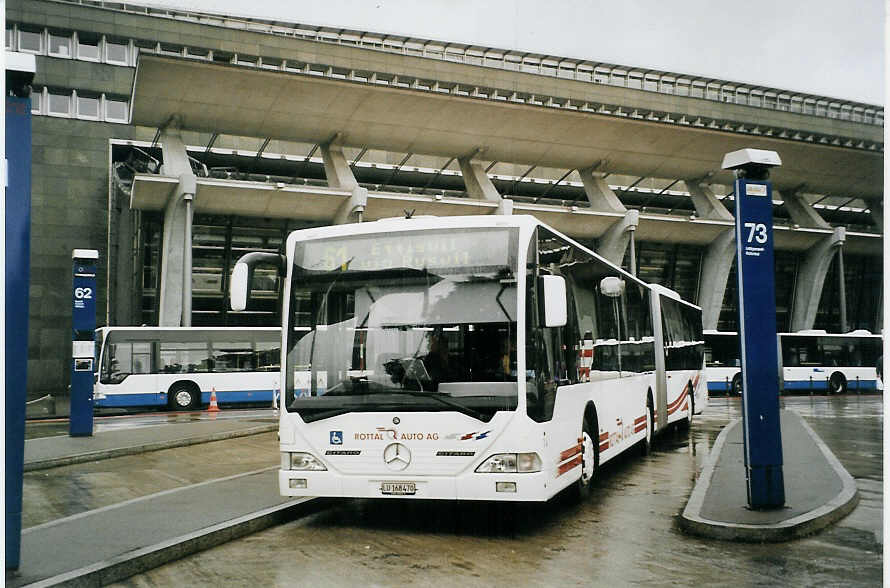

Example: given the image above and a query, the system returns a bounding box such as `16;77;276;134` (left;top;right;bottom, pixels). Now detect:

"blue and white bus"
94;327;281;409
704;329;883;395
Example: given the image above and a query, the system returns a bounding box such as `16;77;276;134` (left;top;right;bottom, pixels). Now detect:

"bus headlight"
281;452;327;471
475;453;542;473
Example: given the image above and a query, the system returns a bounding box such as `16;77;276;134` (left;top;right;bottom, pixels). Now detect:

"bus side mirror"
230;262;250;311
230;252;286;312
539;275;567;328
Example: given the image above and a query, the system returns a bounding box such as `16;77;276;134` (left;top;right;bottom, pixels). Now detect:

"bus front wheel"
829;372;847;395
170;384;198;410
572;415;598;501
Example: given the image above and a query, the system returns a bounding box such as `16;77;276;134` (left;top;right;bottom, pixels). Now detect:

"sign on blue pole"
70;250;98;437
727;149;785;510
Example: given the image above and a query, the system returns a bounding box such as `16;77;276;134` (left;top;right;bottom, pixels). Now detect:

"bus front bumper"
278;469;556;502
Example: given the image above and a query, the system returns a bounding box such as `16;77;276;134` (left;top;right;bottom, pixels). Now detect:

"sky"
140;0;884;105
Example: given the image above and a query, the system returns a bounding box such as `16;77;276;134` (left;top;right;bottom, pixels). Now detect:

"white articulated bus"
704;330;883;395
94;327;281;409
231;215;705;502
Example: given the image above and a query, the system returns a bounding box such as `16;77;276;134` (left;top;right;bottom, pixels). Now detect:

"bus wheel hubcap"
175;391;191;406
581;432;594;484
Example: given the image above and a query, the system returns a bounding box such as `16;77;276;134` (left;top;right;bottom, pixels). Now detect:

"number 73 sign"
733;177;785;508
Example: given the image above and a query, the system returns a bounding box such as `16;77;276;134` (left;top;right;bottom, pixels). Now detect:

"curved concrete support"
684;179;734;221
790;227;845;332
579;167;626;213
596;210;639;267
777;188;831;229
321;142;367;224
698;229;736;330
158;127;197;326
320;142;358;191
458;157;501;202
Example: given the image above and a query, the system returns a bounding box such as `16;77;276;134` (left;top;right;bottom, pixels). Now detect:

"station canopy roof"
130;54;882;202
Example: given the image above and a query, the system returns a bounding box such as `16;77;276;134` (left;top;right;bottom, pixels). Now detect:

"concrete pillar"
776;188;831;229
790;227;846;332
333;187;369;224
684;179;734;221
578;167;626;213
157;127;197;326
496;198;514;215
458;157;501;202
697;229;736;330
321;142;367;224
596;210;639;267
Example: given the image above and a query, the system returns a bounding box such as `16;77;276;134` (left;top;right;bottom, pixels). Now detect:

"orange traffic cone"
207;387;220;412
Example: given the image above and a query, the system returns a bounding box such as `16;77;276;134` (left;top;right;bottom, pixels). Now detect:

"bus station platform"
24;417;277;471
8;413;327;587
680;410;859;542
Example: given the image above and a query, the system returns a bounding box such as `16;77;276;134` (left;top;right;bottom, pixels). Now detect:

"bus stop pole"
724;149;785;510
5;54;36;570
70;250;98;437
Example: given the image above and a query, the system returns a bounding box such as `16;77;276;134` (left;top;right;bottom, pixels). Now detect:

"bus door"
649;290;668;431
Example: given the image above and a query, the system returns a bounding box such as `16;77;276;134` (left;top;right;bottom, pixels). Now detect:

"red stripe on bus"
599;432;609;442
667;388;687;411
599;441;610;452
557;455;583;477
560;444;582;462
667;389;688;414
633;415;647;425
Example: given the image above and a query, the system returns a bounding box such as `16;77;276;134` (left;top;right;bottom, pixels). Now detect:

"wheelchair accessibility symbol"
330;431;343;445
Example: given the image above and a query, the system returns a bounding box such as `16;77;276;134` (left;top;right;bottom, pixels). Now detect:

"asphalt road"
110;395;882;587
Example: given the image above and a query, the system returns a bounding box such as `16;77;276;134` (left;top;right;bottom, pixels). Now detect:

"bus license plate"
381;482;416;495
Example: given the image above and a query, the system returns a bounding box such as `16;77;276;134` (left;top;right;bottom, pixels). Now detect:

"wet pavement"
21;432;279;528
110;396;882;587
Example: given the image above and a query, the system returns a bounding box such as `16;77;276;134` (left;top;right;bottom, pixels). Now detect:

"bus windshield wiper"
388;389;489;422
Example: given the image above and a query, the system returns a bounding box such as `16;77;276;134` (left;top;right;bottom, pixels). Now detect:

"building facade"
8;0;883;401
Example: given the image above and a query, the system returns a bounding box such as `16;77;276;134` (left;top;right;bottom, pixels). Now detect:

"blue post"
70;250;99;436
5;94;33;569
725;149;785;509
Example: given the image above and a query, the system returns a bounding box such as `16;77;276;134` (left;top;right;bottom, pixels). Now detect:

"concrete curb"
679;416;859;542
23;423;278;472
24;497;330;587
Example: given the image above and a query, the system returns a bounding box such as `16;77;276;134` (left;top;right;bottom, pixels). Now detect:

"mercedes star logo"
383;442;411;471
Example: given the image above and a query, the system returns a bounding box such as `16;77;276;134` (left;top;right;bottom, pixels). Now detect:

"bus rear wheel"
731;373;742;396
170;384;198;410
640;399;653;455
829;372;847;395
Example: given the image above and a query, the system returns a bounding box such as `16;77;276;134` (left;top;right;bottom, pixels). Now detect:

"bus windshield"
284;228;519;423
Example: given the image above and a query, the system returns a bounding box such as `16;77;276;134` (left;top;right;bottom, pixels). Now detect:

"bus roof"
284;214;655;293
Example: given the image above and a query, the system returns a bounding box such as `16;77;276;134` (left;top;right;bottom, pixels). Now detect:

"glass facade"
139;214;319;327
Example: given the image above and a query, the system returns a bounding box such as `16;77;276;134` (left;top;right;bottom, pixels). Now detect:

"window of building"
77;93;100;119
18;28;43;53
5;26;14;51
105;38;129;65
31;91;42;115
48;31;72;57
105;97;128;122
75;33;100;61
47;90;72;116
